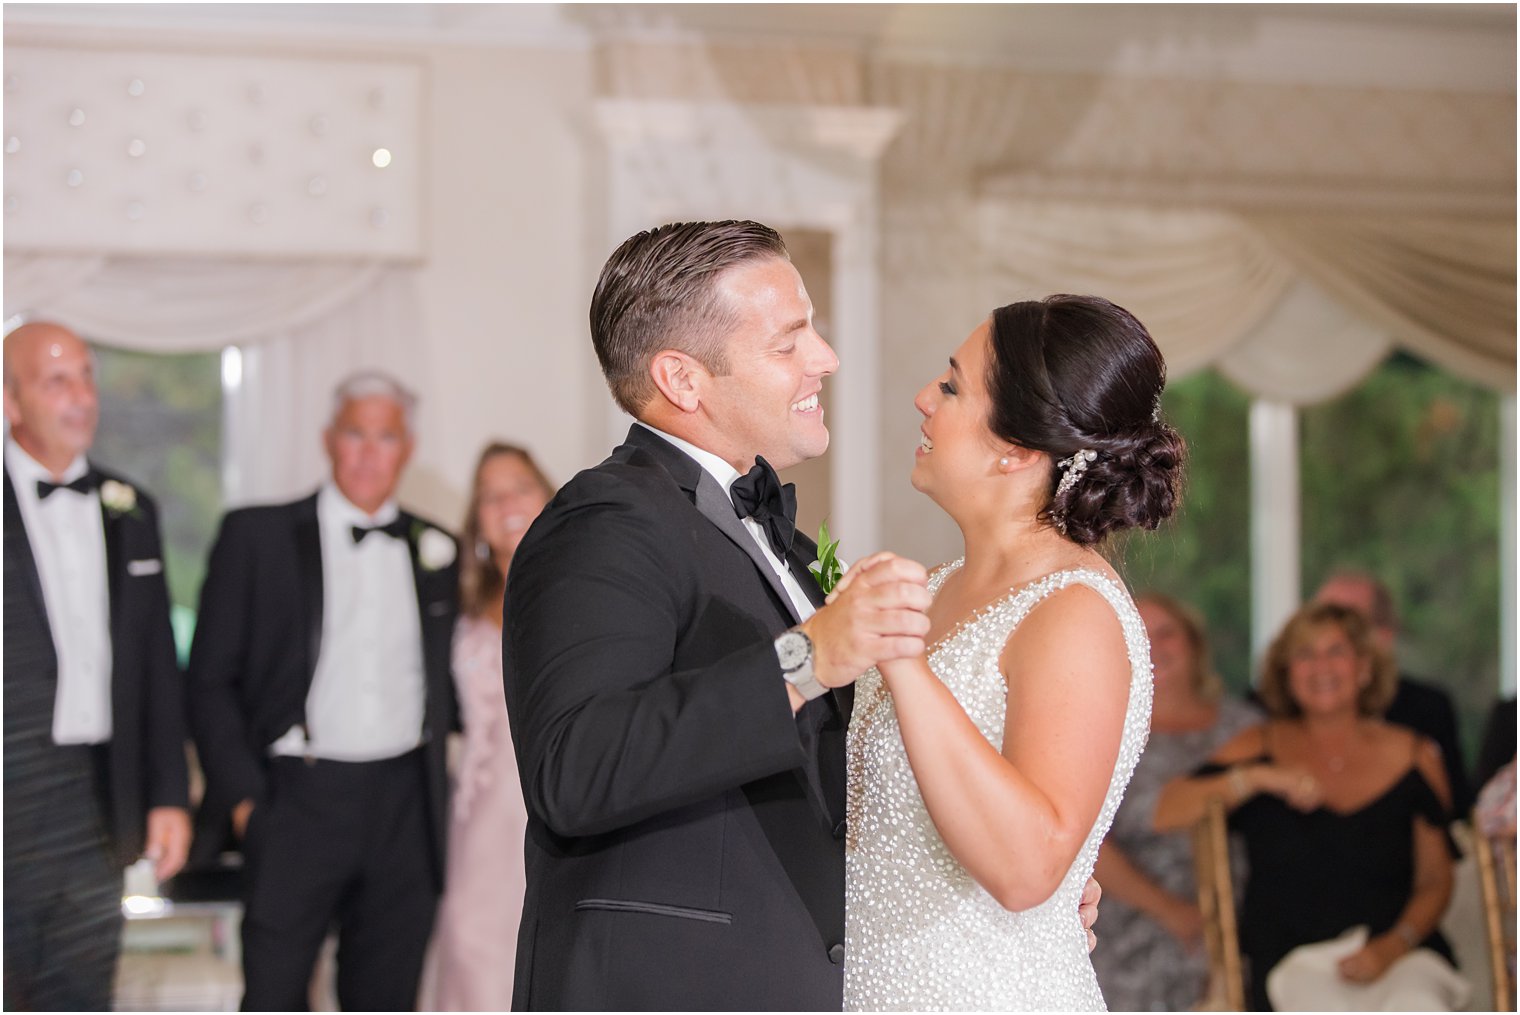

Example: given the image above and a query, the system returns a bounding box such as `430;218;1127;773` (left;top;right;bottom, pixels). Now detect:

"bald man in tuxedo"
3;322;190;1010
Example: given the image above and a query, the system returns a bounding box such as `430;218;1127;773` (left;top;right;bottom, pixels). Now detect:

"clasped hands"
799;551;933;690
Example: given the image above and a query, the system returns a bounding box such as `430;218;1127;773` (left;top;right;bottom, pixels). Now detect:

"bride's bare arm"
879;584;1130;911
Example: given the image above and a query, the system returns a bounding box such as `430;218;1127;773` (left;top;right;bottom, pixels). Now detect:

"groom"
503;220;934;1009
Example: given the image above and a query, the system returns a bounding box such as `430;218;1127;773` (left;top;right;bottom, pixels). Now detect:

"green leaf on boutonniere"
808;519;843;595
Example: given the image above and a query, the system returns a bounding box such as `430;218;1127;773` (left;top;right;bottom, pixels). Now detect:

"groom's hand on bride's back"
1080;876;1101;953
801;551;932;689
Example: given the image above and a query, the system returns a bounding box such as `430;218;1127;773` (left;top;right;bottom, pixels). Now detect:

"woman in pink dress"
431;443;553;1011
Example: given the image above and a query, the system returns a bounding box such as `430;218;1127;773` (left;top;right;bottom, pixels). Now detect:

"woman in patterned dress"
1090;594;1260;1011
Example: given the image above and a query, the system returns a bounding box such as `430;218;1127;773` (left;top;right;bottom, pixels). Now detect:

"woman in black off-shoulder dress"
1155;602;1460;1011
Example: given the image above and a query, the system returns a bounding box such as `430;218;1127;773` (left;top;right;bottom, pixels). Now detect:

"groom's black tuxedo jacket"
3;464;189;867
505;425;851;1011
185;492;460;884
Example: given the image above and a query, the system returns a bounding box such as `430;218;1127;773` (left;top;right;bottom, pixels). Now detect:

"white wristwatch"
775;628;827;701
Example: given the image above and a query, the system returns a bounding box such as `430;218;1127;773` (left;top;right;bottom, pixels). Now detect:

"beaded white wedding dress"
843;563;1153;1012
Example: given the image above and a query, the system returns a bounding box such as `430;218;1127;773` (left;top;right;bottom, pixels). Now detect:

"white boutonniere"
99;479;140;517
807;520;844;595
416;525;457;571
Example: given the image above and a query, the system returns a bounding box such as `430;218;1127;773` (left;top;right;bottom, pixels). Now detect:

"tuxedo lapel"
624;426;803;626
692;473;802;625
3;468;52;646
786;538;826;612
786;537;853;722
400;514;446;688
293;496;324;689
95;470;126;643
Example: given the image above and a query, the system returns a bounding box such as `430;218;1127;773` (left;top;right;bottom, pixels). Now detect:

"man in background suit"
3;322;190;1010
505;220;941;1010
188;371;459;1010
1316;571;1472;815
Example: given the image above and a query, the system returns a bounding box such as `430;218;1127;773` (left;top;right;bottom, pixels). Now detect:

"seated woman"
1091;594;1260;1011
1154;602;1463;1011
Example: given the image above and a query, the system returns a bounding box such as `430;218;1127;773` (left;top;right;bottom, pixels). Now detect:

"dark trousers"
3;744;122;1011
240;749;438;1011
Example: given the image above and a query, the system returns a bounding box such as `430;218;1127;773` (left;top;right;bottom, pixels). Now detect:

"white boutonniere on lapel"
807;520;844;595
99;479;141;518
415;525;457;571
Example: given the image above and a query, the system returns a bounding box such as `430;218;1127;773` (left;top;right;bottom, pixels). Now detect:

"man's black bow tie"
730;455;797;559
37;474;97;500
351;517;409;544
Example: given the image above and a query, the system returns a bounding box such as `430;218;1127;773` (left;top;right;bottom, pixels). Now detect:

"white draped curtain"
978;201;1516;403
591;39;1517;399
3;255;425;505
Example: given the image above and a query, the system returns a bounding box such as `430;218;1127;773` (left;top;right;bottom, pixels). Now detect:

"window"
1120;369;1253;693
1300;352;1501;758
92;344;224;661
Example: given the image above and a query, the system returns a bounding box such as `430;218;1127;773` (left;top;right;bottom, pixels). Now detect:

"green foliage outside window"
1301;352;1500;762
1119;369;1253;695
1120;355;1501;769
92;345;223;664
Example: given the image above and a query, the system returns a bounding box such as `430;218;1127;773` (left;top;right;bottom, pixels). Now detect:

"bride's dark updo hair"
986;295;1185;546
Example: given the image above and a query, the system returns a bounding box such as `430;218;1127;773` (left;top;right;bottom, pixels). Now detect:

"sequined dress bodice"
844;563;1153;1011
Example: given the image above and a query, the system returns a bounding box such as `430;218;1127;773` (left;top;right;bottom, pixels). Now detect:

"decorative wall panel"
4;45;423;258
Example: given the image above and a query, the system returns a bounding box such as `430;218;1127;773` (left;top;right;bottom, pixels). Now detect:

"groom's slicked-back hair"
591;220;790;415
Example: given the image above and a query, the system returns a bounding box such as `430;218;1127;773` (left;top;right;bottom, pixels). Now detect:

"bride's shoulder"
1000;577;1130;676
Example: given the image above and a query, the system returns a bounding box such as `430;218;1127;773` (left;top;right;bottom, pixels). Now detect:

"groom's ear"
649;349;704;414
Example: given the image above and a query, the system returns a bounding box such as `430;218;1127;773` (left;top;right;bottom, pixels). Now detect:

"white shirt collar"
318;480;399;529
5;433;89;487
635;421;744;493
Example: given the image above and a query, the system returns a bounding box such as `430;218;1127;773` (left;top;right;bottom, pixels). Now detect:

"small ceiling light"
371;147;392;169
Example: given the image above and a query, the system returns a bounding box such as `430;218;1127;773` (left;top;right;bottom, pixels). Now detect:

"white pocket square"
127;558;163;577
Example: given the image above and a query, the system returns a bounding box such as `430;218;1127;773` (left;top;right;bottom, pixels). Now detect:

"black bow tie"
37;474;97;500
351;517;409;544
730;456;797;559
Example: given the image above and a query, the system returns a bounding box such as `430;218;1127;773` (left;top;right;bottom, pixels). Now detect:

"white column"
1501;394;1516;696
830;221;881;556
1250;398;1300;673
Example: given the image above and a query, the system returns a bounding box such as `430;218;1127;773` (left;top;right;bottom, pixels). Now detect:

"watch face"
777;631;810;672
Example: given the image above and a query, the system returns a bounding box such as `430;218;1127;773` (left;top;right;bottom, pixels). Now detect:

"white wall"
404;43;598;525
2;16;603;528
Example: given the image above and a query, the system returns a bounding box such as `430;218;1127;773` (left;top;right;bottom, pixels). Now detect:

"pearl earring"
998;457;1009;468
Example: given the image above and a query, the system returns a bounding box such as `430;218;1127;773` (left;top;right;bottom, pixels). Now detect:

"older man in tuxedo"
188;372;459;1010
3;322;191;1010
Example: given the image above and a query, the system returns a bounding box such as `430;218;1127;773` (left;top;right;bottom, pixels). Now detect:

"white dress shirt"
637;422;816;622
5;435;113;745
271;482;425;762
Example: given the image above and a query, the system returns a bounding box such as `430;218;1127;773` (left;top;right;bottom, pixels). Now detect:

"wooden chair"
1192;795;1245;1011
1472;809;1517;1013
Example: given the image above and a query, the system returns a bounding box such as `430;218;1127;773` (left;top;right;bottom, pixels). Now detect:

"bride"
840;295;1185;1010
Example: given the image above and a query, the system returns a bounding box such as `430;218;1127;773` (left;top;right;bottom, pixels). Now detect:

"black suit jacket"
504;426;849;1011
185;492;460;886
3;464;189;866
